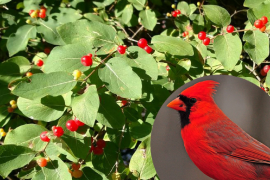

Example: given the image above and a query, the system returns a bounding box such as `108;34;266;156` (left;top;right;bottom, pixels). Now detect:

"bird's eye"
190;98;197;103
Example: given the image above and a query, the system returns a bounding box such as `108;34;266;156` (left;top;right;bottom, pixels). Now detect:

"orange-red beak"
167;98;187;112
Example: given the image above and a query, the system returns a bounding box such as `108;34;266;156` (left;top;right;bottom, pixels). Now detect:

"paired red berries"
182;31;189;37
260;65;270;76
254;16;268;30
137;38;153;54
172;10;181;17
36;59;44;67
198;31;210;46
66;120;79;132
81;54;93;66
226;25;234;33
37;158;47;167
117;45;127;54
90;138;106;155
53;126;64;137
40;131;50;142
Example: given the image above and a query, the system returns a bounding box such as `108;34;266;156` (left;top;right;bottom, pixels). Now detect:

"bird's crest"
180;80;219;101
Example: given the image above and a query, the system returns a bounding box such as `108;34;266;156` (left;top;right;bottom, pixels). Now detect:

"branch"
245;64;261;82
131;26;144;39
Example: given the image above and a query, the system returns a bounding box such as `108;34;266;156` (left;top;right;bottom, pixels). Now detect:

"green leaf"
12;72;77;100
177;1;190;16
7;25;36;56
130;120;152;141
0;56;31;83
57;20;117;54
203;5;231;27
32;157;72;180
124;107;139;122
107;127;131;148
238;73;260;87
128;0;146;10
139;10;157;31
43;42;94;73
174;15;190;32
77;167;109;180
265;72;270;88
252;2;270;19
129;137;156;179
0;0;11;4
93;0;114;8
122;4;133;24
151;35;194;56
37;19;65;45
97;94;125;129
4;124;47;151
17;95;66;121
84;13;104;23
124;46;158;80
192;14;205;34
50;8;82;24
0;145;36;178
22;0;41;12
243;30;269;65
244;0;266;8
72;85;100;127
213;33;242;71
98;57;142;99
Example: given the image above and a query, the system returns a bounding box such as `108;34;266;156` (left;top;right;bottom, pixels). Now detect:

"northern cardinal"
167;80;270;180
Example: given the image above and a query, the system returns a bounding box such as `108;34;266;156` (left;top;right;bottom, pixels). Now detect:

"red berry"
40;131;50;142
72;163;80;170
172;11;178;17
44;48;51;54
203;37;210;46
51;126;56;131
87;53;93;58
166;65;170;71
137;38;148;48
96;139;106;148
117;45;126;54
144;45;153;54
261;87;265;91
81;55;93;66
260;26;266;32
254;20;264;28
121;100;128;106
40;6;47;11
198;31;206;40
39;11;46;19
93;147;104;155
37;158;47;167
182;32;186;37
74;117;84;127
261;65;270;76
53;126;64;137
29;10;35;15
226;25;234;33
66;120;79;131
90;145;94;152
261;16;268;25
36;59;44;67
176;10;181;15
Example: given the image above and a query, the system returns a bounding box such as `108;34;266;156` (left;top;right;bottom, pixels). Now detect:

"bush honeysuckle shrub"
0;0;270;179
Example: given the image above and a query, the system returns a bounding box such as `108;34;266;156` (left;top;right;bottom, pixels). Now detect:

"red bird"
167;80;270;180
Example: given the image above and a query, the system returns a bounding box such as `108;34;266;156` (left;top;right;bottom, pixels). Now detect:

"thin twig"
131;26;144;39
115;124;126;173
230;9;248;18
245;65;261;82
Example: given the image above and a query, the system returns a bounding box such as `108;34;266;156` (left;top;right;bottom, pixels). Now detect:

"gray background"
151;75;270;180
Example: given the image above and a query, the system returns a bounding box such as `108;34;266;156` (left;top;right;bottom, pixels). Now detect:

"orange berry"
37;158;47;167
7;107;14;113
26;72;33;77
72;170;83;178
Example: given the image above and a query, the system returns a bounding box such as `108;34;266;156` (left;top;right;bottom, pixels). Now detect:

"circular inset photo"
151;75;270;180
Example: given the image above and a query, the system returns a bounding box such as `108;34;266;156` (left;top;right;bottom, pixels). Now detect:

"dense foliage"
0;0;270;179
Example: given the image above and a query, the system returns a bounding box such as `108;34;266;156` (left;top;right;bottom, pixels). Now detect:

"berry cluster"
182;31;189;37
81;53;93;66
137;38;153;54
90;138;106;155
7;100;17;113
172;10;181;18
29;6;46;19
198;31;210;46
66;117;84;132
260;65;270;76
69;163;83;178
39;126;64;142
254;16;268;32
0;128;6;138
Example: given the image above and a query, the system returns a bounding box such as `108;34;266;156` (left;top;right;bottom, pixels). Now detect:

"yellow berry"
26;19;32;24
0;128;4;133
11;104;17;109
145;6;150;10
166;13;171;17
26;72;33;77
45;157;50;162
112;172;121;180
72;170;83;178
93;8;98;12
1;132;6;137
10;100;16;105
171;4;176;9
72;70;82;80
197;2;201;6
30;10;39;18
240;55;243;59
